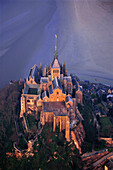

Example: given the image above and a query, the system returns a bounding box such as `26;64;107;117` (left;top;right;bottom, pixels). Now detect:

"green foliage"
2;155;40;170
91;94;96;99
97;103;104;115
100;117;113;137
94;139;106;151
36;124;83;169
18;119;23;132
96;94;107;104
26;115;36;129
108;147;113;153
0;82;84;169
17;136;28;150
0;82;24;168
0;82;23;153
78;100;96;153
37;111;40;121
108;107;113;117
1;117;83;170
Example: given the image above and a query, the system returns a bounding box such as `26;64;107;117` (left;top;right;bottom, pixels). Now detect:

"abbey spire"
54;34;58;59
50;34;60;80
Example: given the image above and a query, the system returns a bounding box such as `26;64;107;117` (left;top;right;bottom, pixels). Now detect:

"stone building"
20;82;40;118
20;35;84;144
40;101;70;142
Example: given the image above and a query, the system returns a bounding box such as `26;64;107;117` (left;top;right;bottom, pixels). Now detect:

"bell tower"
51;34;60;81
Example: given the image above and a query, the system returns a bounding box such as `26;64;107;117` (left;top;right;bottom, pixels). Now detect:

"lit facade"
20;36;83;144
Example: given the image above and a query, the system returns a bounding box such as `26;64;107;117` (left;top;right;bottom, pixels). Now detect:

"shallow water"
0;0;113;88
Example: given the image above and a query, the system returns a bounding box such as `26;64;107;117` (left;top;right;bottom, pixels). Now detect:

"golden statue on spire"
55;34;57;39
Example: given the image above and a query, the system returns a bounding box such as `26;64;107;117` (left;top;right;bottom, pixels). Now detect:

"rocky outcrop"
71;122;85;153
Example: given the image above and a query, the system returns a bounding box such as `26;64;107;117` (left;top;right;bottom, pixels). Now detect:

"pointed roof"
52;77;62;90
42;91;48;99
51;58;60;68
66;95;73;103
29;64;40;83
29;64;39;78
37;95;41;100
51;34;60;68
49;85;53;94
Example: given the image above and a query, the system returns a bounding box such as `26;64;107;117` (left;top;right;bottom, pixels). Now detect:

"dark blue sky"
0;0;113;88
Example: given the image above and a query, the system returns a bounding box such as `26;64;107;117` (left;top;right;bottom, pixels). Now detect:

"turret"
63;62;67;76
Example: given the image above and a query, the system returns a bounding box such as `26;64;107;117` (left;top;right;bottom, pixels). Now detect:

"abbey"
20;36;83;149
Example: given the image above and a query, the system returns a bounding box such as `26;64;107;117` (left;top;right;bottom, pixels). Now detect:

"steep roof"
43;101;68;116
51;58;60;68
78;86;82;92
29;65;40;83
37;95;41;100
42;91;48;99
23;83;40;94
51;34;60;68
66;95;73;103
49;85;53;94
60;74;63;80
49;75;51;81
29;65;39;78
52;77;62;90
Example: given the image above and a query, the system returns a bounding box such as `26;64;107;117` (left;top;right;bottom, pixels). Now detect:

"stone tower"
51;34;61;81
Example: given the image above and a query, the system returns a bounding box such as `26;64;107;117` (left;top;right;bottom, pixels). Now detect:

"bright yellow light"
55;34;57;39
